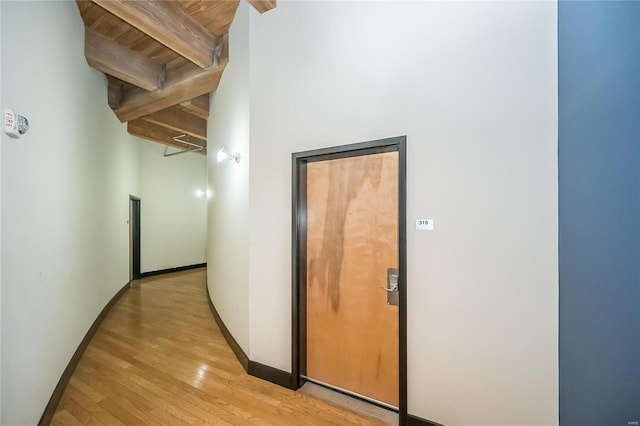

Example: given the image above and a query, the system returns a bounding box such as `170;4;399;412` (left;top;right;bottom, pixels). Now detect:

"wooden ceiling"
76;0;275;154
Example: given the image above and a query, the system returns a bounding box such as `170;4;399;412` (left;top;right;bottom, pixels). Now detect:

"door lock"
386;268;399;306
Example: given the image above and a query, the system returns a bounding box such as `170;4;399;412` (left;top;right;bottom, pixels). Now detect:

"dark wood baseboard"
38;281;131;426
408;414;446;426
205;283;249;371
205;282;295;390
139;262;206;279
248;361;295;389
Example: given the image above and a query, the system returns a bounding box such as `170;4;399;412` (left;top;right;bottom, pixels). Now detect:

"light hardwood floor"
51;269;391;426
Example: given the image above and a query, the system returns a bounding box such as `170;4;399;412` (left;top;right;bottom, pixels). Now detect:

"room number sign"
415;219;434;231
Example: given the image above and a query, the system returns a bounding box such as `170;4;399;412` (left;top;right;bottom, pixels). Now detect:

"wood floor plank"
69;377;105;403
53;409;86;426
59;397;104;426
65;385;126;426
75;366;170;426
50;269;395;426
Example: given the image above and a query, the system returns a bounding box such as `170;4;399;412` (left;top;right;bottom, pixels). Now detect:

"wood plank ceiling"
76;0;276;155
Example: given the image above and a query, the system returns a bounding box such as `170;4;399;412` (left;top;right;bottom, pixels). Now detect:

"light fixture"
216;148;241;163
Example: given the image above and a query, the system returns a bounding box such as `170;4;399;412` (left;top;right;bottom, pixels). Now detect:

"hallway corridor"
50;269;390;425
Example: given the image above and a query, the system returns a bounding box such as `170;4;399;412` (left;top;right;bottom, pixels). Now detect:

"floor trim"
205;283;249;371
205;283;295;389
139;262;207;279
408;415;446;426
248;361;295;389
38;281;131;426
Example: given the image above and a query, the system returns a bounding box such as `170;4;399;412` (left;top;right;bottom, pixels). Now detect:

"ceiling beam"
107;77;125;109
128;120;206;151
248;0;277;14
141;106;206;141
86;28;164;91
179;94;210;120
116;65;223;122
113;36;228;123
91;0;217;68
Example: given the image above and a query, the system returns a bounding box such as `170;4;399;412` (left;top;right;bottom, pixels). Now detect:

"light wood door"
306;151;399;407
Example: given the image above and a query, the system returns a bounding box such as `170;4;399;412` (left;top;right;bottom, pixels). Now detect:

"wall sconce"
216;148;241;163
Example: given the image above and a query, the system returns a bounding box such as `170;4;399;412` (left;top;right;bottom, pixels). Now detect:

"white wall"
246;2;558;425
140;140;207;273
0;2;3;419
207;1;251;352
0;2;141;424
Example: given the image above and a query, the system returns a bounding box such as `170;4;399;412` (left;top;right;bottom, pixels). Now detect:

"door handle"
386;268;399;305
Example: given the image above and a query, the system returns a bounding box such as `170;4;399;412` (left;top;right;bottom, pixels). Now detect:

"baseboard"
205;283;249;371
139;262;206;278
248;361;295;389
408;414;446;426
204;282;295;390
38;281;131;426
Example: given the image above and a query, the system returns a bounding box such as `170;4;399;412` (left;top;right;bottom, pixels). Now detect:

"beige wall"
0;2;142;423
140;140;207;273
211;1;558;425
0;0;243;422
206;1;252;352
0;2;3;418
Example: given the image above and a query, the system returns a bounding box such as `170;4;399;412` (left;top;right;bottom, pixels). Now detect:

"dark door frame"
130;195;141;281
291;136;407;424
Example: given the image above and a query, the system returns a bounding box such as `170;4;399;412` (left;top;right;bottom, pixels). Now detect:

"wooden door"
306;151;399;407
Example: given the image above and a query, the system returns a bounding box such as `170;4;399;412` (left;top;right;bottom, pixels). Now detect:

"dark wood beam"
248;0;277;14
179;94;210;120
114;36;228;123
85;28;164;91
141;106;206;141
91;0;217;68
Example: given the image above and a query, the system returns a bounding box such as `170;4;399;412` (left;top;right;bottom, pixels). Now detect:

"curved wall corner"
1;2;141;424
206;1;251;355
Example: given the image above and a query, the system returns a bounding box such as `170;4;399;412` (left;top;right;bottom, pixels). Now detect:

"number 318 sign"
415;219;434;231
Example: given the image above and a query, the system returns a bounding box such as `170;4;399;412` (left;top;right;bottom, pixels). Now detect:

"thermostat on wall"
415;219;434;231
